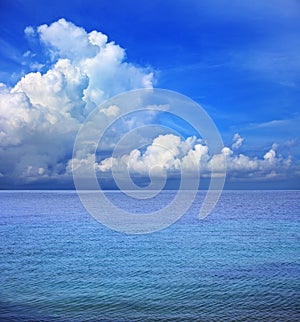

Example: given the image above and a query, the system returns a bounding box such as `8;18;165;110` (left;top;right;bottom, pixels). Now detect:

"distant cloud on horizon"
0;18;299;189
95;133;292;181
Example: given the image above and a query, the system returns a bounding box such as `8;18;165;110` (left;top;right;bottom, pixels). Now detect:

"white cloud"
24;26;35;37
264;147;276;162
34;18;153;113
0;19;154;183
98;134;194;175
37;18;99;61
97;133;292;181
0;18;296;187
231;133;244;150
100;105;120;117
13;58;88;115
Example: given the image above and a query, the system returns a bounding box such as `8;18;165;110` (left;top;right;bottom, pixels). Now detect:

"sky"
0;0;299;189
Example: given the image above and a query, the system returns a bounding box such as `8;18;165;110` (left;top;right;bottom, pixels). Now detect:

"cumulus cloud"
97;134;207;175
0;18;296;187
97;133;292;181
0;19;154;185
24;26;36;38
35;19;153;113
231;133;244;150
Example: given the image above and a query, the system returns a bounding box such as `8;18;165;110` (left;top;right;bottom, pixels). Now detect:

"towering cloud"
0;19;153;186
0;19;295;187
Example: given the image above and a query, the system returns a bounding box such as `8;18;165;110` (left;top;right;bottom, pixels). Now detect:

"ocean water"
0;190;299;321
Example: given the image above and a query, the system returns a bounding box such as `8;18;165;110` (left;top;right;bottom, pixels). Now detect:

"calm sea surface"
0;190;299;321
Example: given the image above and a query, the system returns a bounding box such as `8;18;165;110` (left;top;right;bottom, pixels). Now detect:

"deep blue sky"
0;0;299;189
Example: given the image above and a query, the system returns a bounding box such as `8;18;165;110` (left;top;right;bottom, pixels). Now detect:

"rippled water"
0;190;299;321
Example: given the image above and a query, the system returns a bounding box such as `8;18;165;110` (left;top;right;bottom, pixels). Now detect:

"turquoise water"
0;190;299;321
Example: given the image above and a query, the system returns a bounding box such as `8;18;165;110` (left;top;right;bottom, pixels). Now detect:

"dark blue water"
0;190;299;321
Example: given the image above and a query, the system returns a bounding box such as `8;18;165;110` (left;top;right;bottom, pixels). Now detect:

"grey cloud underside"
0;19;298;188
0;19;153;185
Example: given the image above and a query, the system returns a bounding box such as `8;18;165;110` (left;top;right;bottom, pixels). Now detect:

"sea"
0;190;299;321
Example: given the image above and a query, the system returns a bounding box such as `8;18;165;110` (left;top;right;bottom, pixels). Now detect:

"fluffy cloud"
97;135;206;175
0;19;154;185
36;19;153;113
97;133;292;181
0;18;296;187
231;133;244;150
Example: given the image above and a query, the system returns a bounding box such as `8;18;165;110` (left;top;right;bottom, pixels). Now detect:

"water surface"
0;190;299;321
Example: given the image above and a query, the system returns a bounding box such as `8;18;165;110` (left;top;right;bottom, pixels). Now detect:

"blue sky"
0;0;299;189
